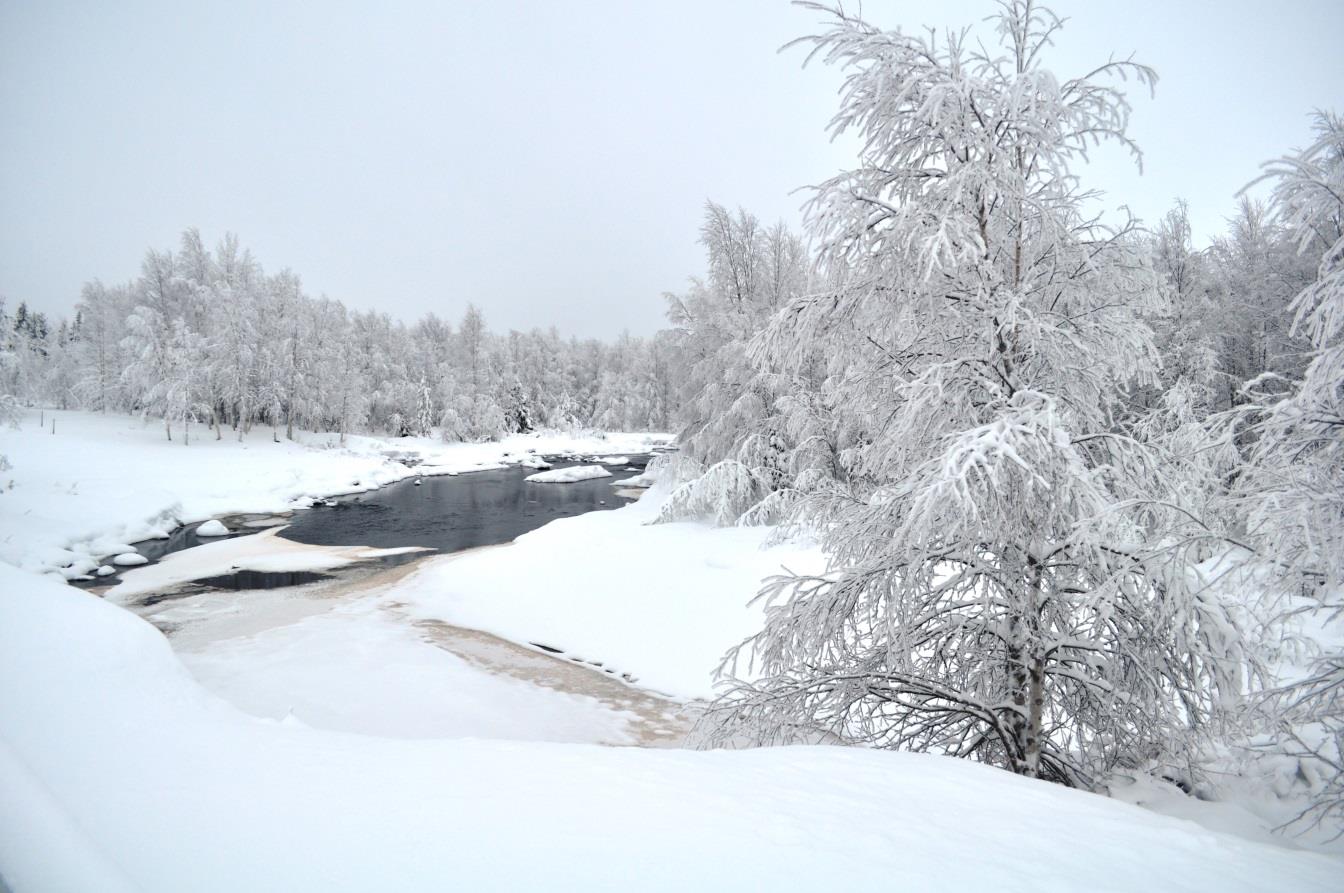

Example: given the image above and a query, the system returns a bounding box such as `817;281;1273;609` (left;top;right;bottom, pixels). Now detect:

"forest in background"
0;232;677;444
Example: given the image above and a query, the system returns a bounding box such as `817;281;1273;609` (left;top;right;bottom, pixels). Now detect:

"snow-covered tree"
71;281;129;412
1235;112;1344;831
706;1;1254;789
659;202;813;522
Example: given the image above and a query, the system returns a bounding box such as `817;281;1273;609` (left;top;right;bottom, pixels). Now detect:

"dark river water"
280;456;648;552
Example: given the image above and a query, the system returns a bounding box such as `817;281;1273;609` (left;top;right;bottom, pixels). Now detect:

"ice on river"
175;587;647;744
105;526;426;601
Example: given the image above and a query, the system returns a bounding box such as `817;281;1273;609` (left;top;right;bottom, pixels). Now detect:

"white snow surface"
391;488;821;698
524;464;613;484
0;409;670;575
1;564;1339;892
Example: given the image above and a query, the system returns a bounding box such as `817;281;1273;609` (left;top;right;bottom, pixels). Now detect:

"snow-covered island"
524;464;612;484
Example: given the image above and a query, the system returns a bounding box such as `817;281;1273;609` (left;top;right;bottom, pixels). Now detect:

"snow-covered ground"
3;564;1340;892
0;408;669;577
390;488;825;698
3;408;1343;889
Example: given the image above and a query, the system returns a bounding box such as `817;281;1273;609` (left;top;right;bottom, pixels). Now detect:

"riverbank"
0;408;670;577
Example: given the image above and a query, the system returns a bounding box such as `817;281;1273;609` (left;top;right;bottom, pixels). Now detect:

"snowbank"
524;465;612;484
0;409;670;576
1;563;1338;892
388;490;815;698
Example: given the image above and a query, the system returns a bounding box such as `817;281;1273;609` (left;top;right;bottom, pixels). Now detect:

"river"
97;452;691;747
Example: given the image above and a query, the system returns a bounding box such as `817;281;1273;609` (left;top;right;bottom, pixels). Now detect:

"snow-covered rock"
592;455;630;465
112;552;149;567
525;465;612;484
95;565;116;577
195;520;229;537
59;557;99;580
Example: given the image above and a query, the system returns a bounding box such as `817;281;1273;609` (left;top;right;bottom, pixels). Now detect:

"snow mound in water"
592;455;630;465
112;552;148;567
96;565;116;577
525;465;611;484
613;471;656;488
195;520;229;537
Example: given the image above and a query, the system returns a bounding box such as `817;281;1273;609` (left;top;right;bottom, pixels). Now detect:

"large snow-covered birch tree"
707;1;1253;788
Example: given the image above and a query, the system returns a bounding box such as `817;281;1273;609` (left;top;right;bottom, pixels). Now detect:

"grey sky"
2;1;1340;338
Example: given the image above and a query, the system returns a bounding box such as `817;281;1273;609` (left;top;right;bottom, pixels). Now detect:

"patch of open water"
279;455;648;554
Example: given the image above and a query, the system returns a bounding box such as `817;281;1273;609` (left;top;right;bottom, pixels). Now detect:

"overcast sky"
2;1;1341;339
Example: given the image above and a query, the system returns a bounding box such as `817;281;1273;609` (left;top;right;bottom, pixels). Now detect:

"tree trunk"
1025;654;1045;778
1021;557;1046;779
1006;604;1030;775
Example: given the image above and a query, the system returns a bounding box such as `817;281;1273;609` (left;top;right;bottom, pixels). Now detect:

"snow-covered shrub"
643;452;703;491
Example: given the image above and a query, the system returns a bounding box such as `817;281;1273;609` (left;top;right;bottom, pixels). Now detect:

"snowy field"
0;408;669;576
4;565;1341;892
2;409;1343;889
